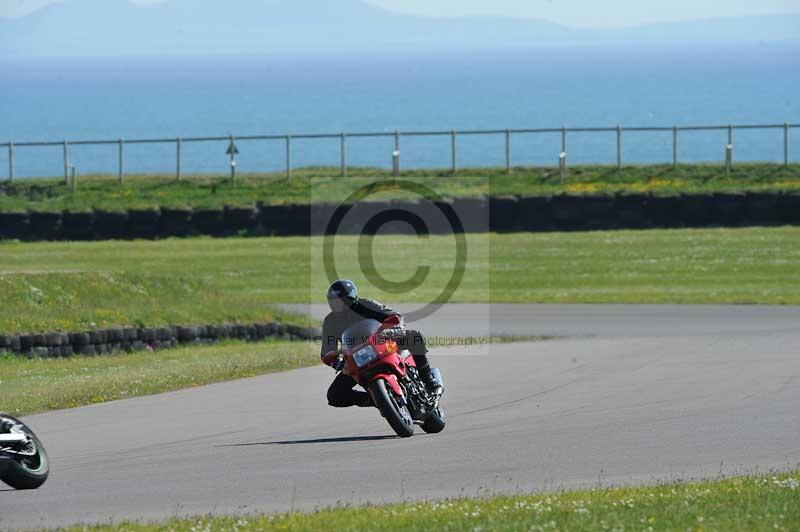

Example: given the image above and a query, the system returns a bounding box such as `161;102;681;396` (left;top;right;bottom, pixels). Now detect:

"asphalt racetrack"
2;305;799;530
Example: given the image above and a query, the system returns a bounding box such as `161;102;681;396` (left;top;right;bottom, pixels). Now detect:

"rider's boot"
355;392;374;408
418;364;438;393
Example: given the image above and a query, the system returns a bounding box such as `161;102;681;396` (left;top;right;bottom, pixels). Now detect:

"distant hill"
1;0;798;57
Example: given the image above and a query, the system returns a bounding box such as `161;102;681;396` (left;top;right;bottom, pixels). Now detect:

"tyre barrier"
93;210;129;240
777;192;800;224
614;194;650;229
489;196;520;233
746;193;779;225
283;203;311;236
389;200;433;234
549;195;585;230
61;211;96;240
647;195;683;228
28;211;63;240
261;204;290;235
713;192;747;227
127;209;161;239
0;212;30;240
452;196;490;233
0;192;798;242
582;195;617;229
518;196;554;231
160;208;193;237
344;201;388;235
223;206;258;236
191;208;226;237
308;203;339;236
679;193;715;227
0;322;322;359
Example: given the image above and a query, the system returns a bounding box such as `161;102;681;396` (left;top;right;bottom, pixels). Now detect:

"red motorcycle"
323;317;445;438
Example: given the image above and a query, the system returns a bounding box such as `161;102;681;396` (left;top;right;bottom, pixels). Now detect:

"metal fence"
2;122;797;184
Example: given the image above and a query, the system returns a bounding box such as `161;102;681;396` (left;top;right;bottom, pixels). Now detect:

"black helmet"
327;280;358;312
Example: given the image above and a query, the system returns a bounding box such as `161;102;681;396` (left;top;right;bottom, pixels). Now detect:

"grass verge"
1;163;798;212
0;340;318;416
67;472;800;531
1;227;799;334
0;236;312;333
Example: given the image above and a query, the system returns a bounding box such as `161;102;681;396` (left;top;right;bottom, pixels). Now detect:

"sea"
1;43;799;178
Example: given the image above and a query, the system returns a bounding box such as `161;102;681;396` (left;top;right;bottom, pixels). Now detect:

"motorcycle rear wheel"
369;379;414;438
0;415;49;490
421;407;446;434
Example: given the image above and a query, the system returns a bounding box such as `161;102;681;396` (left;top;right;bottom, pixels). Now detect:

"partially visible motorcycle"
324;317;445;438
0;415;49;490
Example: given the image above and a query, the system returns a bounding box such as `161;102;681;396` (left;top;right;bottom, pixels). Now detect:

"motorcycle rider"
321;279;436;408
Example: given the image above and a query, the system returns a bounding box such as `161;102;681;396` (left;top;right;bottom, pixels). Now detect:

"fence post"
7;143;13;183
118;139;124;184
616;125;622;170
340;132;347;177
673;127;679;168
176;138;182;181
63;141;69;183
393;131;400;175
785;123;790;167
505;129;511;174
70;165;77;192
392;150;400;178
450;130;457;174
561;126;567;154
229;135;237;187
725;145;733;176
726;125;733;175
559;152;567;183
285;134;292;180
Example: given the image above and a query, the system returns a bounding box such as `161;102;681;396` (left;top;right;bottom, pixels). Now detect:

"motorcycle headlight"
353;345;378;367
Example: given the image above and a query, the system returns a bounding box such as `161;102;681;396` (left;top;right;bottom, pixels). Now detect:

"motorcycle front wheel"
0;415;49;490
369;379;414;438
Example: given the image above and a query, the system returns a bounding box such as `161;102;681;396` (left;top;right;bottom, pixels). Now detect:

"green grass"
0;237;313;333
1;163;798;212
1;227;798;334
66;472;800;531
0;340;318;416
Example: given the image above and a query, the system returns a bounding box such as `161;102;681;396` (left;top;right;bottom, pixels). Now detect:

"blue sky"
2;0;800;27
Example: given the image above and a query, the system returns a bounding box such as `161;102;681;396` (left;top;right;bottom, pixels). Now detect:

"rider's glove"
382;327;406;340
323;350;344;370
